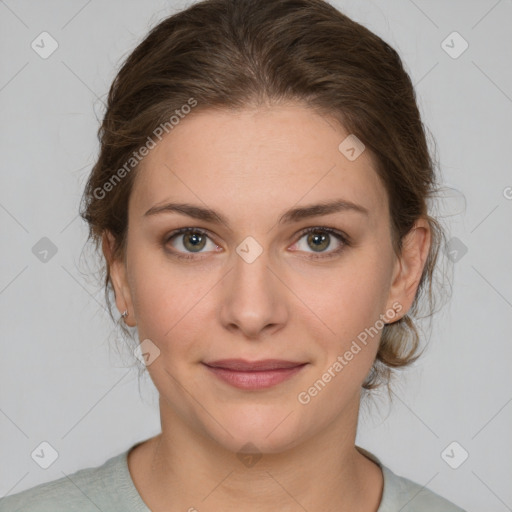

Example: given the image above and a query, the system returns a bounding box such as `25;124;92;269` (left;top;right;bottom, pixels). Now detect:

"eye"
164;227;219;260
290;227;350;259
164;226;350;261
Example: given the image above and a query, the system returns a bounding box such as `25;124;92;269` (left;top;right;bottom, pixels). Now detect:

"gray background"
1;0;511;510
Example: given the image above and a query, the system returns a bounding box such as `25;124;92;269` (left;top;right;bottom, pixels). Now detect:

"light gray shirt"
0;445;466;511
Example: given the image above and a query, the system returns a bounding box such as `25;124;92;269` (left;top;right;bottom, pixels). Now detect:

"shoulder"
380;465;467;512
355;445;466;512
0;450;129;512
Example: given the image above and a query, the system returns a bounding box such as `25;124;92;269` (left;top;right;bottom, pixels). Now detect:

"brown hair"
79;0;450;391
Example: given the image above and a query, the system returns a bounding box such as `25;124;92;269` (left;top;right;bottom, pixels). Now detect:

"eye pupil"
184;232;206;252
307;231;330;252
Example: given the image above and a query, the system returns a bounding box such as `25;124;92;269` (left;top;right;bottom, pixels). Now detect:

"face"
106;103;428;454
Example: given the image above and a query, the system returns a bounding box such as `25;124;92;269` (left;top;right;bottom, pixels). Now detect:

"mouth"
202;359;308;390
203;359;307;371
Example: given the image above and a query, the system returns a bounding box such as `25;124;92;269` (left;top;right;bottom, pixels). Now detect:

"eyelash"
164;226;351;261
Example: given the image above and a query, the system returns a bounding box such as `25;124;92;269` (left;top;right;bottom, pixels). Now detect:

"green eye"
292;227;349;259
165;228;217;260
164;226;350;261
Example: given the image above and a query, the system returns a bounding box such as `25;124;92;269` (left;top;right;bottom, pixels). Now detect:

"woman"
0;0;466;510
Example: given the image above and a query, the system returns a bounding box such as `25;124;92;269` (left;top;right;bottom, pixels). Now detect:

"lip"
204;359;306;371
202;359;308;390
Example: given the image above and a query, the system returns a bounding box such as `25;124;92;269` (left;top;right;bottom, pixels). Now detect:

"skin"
103;102;430;512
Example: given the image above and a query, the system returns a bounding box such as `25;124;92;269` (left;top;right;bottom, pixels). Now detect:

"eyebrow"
143;199;369;226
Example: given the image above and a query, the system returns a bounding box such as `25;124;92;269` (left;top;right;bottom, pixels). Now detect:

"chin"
198;403;308;455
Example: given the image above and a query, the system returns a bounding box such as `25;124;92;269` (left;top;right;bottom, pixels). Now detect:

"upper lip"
203;359;307;371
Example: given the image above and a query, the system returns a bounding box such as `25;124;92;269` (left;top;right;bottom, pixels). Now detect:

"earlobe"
102;231;136;326
385;219;431;321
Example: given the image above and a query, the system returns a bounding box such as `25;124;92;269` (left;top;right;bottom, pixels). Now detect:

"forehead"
129;104;388;225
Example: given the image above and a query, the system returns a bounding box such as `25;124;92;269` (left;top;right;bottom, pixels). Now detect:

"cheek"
298;250;392;358
127;257;221;422
127;252;216;356
293;261;390;412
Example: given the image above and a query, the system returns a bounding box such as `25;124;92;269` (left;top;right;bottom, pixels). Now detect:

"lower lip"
203;364;307;390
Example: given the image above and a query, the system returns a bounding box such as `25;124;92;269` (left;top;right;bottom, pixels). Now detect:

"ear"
102;231;136;327
384;218;431;323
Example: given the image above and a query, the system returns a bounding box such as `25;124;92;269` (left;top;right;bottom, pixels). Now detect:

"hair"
79;0;451;392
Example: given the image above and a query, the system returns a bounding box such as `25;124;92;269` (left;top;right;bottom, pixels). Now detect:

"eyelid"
294;226;351;245
165;226;215;243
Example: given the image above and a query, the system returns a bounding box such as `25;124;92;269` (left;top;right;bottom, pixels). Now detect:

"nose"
219;245;289;340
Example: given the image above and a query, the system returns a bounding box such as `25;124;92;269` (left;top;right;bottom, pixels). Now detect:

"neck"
128;395;383;512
